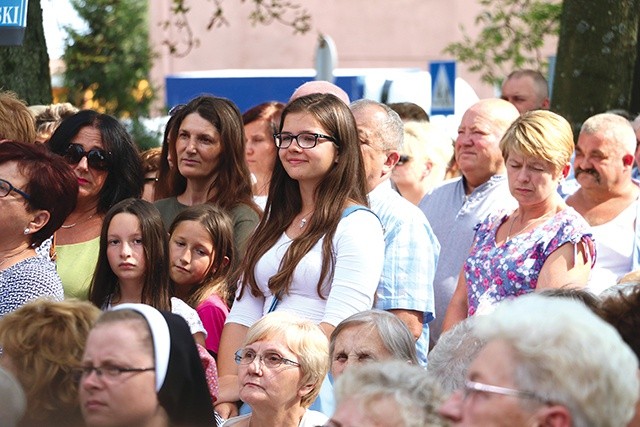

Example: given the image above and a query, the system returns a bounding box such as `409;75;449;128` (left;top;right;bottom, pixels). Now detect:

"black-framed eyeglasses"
0;178;30;200
273;132;337;150
64;143;111;171
462;380;552;405
396;154;412;166
234;348;301;369
74;365;155;381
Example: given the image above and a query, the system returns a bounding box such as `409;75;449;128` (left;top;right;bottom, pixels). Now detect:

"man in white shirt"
566;113;640;293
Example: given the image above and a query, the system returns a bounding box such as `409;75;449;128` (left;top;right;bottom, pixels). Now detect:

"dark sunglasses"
396;154;412;166
64;143;111;171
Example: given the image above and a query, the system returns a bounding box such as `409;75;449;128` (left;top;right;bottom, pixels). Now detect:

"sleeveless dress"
465;207;595;316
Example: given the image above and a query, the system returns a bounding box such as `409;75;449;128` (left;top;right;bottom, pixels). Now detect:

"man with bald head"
501;69;550;114
349;99;440;365
566;113;640;293
290;80;350;104
419;99;519;346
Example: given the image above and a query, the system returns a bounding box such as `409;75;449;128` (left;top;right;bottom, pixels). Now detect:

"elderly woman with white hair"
329;309;419;379
392;121;454;205
223;311;329;427
327;361;447;427
439;294;639;427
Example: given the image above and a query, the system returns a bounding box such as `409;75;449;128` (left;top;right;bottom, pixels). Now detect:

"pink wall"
149;0;558;108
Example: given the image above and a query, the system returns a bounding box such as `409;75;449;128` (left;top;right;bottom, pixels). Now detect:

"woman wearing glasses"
48;110;143;299
155;95;261;276
216;93;384;418
79;303;216;427
222;312;329;427
0;141;77;316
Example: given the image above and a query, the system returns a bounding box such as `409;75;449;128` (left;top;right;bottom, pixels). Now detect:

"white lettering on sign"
1;7;18;25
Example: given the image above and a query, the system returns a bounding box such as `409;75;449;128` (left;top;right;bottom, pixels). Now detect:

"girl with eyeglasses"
79;304;217;427
47;110;144;300
0;141;78;316
215;93;385;419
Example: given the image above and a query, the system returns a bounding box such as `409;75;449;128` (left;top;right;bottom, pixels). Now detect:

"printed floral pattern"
465;208;595;316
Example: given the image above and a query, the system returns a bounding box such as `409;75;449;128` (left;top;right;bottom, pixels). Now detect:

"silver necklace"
506;211;555;241
61;213;95;229
298;210;314;228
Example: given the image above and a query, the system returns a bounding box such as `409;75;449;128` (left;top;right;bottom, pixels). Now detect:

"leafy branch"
444;0;561;86
160;0;312;58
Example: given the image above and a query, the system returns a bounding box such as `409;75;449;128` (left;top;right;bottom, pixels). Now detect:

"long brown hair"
239;93;369;299
88;198;172;311
169;204;235;308
166;96;261;215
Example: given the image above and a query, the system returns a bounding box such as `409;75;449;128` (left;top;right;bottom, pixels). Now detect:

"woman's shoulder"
300;409;329;427
0;256;64;300
221;413;251;426
230;202;261;220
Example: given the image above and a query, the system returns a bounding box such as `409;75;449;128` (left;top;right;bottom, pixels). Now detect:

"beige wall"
149;0;557;108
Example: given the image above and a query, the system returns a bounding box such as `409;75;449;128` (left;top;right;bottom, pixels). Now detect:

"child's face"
169;220;215;288
106;213;146;287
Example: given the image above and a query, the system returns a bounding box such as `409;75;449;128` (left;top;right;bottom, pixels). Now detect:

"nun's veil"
114;303;215;426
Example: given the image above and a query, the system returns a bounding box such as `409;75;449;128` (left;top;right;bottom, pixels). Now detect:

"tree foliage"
63;0;154;117
444;0;561;86
0;0;52;104
160;0;312;57
552;0;640;130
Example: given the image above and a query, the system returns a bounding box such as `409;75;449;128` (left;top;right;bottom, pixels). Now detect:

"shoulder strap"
341;205;372;218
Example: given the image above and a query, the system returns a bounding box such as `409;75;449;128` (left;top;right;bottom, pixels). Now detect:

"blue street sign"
429;61;456;115
0;0;28;46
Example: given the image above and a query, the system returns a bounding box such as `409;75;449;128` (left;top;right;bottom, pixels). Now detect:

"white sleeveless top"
587;200;636;294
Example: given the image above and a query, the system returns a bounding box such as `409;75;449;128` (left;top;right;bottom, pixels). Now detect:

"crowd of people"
0;69;639;426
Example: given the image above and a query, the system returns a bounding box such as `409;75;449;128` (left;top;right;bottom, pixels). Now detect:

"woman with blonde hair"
223;311;329;426
0;299;101;427
443;110;596;331
392;121;454;205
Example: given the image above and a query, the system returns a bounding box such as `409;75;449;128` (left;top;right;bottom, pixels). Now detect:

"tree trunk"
552;0;640;133
0;0;52;104
630;20;640;116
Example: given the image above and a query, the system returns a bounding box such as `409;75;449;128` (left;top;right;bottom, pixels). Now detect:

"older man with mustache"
566;113;640;293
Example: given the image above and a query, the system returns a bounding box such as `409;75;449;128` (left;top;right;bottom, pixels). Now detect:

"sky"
41;0;83;59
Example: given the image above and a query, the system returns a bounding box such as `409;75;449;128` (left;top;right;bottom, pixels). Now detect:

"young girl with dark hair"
88;198;206;343
169;204;235;357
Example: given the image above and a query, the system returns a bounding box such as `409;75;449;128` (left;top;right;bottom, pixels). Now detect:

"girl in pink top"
169;204;235;358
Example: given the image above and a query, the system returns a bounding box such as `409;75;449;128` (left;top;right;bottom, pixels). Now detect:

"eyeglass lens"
65;144;110;171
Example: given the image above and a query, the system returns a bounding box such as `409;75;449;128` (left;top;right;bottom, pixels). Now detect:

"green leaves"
444;0;561;86
63;0;154;118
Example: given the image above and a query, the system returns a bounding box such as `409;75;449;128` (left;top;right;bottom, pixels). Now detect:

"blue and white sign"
429;61;456;115
0;0;28;46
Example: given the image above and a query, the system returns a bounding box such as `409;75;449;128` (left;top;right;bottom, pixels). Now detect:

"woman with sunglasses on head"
216;93;385;419
155;96;261;277
0;141;78;316
48;110;144;300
